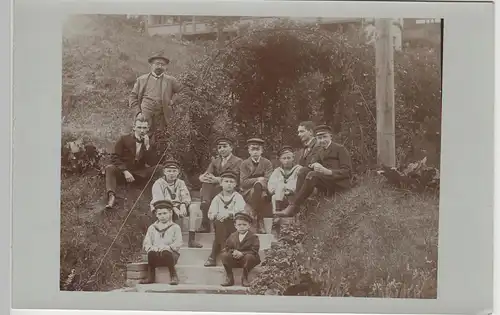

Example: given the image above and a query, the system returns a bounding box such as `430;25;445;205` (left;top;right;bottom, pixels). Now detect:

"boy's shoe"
241;276;250;287
188;232;203;248
170;271;179;285
204;257;216;267
221;273;235;286
105;193;116;209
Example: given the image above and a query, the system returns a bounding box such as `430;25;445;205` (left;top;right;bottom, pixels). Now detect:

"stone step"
155;265;262;286
135;283;248;294
141;248;267;265
183;232;275;249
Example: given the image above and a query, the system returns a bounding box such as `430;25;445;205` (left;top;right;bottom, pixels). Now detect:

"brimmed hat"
234;212;253;223
314;125;333;136
220;170;238;180
152;199;174;210
148;53;170;64
162;159;181;169
247;138;265;146
277;145;294;157
215;136;234;146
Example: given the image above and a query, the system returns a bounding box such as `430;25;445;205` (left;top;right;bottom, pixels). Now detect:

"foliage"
250;173;439;298
168;19;442;180
378;157;440;193
61;135;107;176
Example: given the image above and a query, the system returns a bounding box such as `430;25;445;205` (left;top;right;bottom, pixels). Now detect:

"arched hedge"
154;19;441;187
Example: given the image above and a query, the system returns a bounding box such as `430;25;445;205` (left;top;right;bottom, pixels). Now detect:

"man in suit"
104;113;162;209
220;212;261;287
240;138;274;233
129;53;189;136
197;137;243;233
275;125;352;217
296;121;321;167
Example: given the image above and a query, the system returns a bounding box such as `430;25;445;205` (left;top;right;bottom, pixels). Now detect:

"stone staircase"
125;200;277;294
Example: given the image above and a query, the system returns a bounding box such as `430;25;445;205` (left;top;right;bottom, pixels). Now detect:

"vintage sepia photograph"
60;14;442;297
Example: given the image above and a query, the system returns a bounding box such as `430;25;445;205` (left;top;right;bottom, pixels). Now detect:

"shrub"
250;172;439;298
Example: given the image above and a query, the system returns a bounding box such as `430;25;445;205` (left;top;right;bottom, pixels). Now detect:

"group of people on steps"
102;53;353;287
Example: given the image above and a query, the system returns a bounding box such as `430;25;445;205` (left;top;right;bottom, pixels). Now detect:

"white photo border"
11;0;494;314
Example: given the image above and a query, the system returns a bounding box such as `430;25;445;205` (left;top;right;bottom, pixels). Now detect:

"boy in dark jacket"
220;212;261;287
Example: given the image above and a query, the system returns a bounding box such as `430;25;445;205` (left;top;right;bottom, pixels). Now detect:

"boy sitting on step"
204;170;246;267
239;138;274;233
150;160;202;248
268;146;303;213
220;212;261;287
143;199;183;285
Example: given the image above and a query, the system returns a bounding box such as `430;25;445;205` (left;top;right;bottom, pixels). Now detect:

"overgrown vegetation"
249;172;438;298
60;15;441;293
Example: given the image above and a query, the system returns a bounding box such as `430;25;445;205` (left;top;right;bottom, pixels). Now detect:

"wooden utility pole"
375;18;396;168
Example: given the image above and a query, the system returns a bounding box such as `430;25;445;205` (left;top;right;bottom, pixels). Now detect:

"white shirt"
135;142;142;157
221;154;232;167
238;231;248;242
251;156;261;164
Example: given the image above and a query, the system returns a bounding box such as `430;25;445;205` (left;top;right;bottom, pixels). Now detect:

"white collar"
151;72;164;79
324;141;332;150
251;156;261;164
222;154;232;161
304;138;314;147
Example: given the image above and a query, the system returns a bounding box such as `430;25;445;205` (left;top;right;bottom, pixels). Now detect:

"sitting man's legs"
105;164;123;208
275;170;334;217
249;181;272;233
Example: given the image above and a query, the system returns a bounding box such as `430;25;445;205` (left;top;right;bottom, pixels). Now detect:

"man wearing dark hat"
220;212;261;287
197;136;243;233
129;53;188;135
275;125;352;217
104;112;162;209
239;138;274;233
296;121;321;167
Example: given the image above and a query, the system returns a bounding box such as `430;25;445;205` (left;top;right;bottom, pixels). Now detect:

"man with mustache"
129;53;188;136
274;125;352;217
104;113;162;209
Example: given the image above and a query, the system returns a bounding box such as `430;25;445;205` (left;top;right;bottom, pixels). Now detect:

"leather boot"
169;268;179;285
241;269;250;287
204;256;216;267
256;218;266;234
188;231;203;248
221;267;234;286
105;192;116;209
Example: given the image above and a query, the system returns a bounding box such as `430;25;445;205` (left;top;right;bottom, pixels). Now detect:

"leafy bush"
167;19;441;179
250;173;438;298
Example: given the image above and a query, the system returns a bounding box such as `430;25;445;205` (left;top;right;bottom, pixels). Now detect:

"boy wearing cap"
239;138;274;233
275;125;352;217
220;212;261;287
268;146;303;213
129;53;188;135
104;113;161;209
197;136;243;233
143;199;183;285
150;160;202;248
203;170;246;267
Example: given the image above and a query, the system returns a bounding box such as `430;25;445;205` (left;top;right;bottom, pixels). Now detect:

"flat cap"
247;138;265;146
277;145;294;157
234;212;253;223
314;125;333;135
220;170;238;180
152;199;174;210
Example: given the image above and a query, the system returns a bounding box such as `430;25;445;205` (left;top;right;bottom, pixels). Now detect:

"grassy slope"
306;174;438;297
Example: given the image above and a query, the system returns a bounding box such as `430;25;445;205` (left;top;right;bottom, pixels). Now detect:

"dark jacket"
111;133;160;171
223;230;261;263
